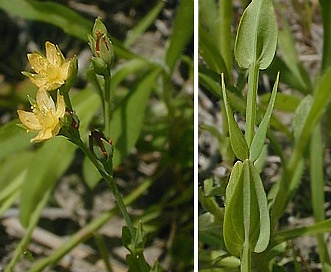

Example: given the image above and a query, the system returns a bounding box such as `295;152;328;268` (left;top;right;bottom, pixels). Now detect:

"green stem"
28;179;153;272
104;74;112;138
90;72;105;111
242;162;251;272
241;241;251;272
75;138;135;238
245;63;259;146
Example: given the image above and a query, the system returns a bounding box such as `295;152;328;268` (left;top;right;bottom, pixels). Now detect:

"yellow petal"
45;41;64;67
17;110;42;130
32;128;54;142
51;122;62;136
36;90;55;113
27;74;48;90
59;61;70;80
27;53;48;74
56;92;66;118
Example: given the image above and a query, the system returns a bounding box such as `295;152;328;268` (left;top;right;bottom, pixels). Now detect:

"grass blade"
124;1;165;47
165;0;193;72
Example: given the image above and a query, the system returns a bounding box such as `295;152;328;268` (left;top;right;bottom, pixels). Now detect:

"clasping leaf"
235;0;278;70
223;160;270;256
250;72;279;161
221;74;248;161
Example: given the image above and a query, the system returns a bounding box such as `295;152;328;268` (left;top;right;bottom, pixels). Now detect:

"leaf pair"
221;73;279;162
223;160;270;256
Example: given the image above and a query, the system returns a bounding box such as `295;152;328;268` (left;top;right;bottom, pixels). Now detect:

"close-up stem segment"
104;73;112;138
74;138;135;238
245;63;259;147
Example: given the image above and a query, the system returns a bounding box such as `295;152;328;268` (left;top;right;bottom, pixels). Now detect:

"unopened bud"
89;130;113;170
59;109;80;141
88;17;114;75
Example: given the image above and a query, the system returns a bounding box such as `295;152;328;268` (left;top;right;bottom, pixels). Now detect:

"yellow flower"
23;41;71;91
17;90;65;142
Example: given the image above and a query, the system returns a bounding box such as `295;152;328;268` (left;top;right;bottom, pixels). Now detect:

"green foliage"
250;73;279;162
110;68;161;167
223;160;270;257
165;0;193;72
221;76;248;161
234;0;277;70
199;0;331;271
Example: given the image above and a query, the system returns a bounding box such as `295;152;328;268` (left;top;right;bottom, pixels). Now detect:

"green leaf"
73;89;101;134
254;144;268;174
19;137;75;227
250;72;279;161
198;25;228;77
293;95;313;142
310;125;331;269
204;178;222;198
295;67;331;153
0;120;33;160
0;151;32;191
165;0;193;72
278;13;311;92
199;0;220;48
122;222;149;272
198;0;232;73
320;0;331;72
221;75;248;161
110;68;161;167
273;218;331;246
111;59;151;96
198;187;224;221
248;161;270;253
223;161;245;256
234;0;278;69
198;68;222;98
260;92;300;113
0;0;91;41
267;56;310;94
199;249;240;271
224;160;270;256
82;156;101;189
126;253;150;272
225;161;243;206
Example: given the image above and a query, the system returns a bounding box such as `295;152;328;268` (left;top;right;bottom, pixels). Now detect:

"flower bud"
90;56;108;76
59;109;80;141
89;130;113;170
88;17;114;75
